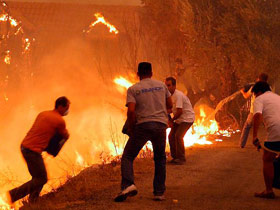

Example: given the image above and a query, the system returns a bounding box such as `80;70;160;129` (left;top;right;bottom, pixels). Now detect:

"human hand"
253;138;261;151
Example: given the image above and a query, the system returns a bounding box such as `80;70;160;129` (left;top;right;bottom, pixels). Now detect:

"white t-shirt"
126;78;171;125
172;89;195;124
253;91;280;142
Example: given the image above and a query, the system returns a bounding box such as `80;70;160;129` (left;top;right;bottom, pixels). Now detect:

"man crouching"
7;96;70;204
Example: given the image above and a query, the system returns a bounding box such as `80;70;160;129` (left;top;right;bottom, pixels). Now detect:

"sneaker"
114;184;138;202
153;195;166;201
173;159;186;165
167;159;177;164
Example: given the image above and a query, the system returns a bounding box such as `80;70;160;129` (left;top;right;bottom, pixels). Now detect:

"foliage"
140;0;280;126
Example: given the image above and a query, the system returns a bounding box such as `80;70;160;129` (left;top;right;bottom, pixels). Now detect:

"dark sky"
6;0;141;5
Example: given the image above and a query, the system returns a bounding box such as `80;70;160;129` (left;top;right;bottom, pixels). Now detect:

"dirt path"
22;133;280;210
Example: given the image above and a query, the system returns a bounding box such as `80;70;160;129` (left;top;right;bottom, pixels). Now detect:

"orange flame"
85;13;119;34
0;14;20;27
23;38;31;53
3;51;11;65
0;193;14;210
114;77;133;89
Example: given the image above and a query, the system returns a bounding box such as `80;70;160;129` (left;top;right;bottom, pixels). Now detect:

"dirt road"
22;133;280;210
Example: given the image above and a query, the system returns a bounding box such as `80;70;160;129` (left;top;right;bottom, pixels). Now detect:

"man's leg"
175;122;193;161
9;148;47;203
240;113;253;148
121;126;149;190
151;128;166;196
263;149;277;192
168;124;178;160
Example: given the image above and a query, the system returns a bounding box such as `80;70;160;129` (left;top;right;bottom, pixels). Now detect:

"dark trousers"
121;122;167;196
169;122;193;161
9;146;47;203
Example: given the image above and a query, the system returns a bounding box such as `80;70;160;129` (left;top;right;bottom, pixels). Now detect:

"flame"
85;13;119;34
0;194;14;210
3;93;8;102
75;151;84;166
0;14;20;27
23;38;31;53
114;77;133;89
3;51;11;65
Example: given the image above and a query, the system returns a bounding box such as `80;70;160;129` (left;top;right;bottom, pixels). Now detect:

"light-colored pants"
240;113;253;148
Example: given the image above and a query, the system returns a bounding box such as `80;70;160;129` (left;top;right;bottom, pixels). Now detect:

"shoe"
167;159;177;164
114;184;138;202
153;195;166;201
173;159;186;165
254;191;275;199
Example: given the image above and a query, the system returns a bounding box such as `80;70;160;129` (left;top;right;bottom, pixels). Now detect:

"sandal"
254;191;275;199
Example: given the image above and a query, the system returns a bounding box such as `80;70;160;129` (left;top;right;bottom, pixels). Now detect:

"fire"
0;14;20;27
0;194;14;210
114;77;133;89
75;151;85;166
23;38;32;53
3;51;11;65
85;13;119;34
3;93;8;101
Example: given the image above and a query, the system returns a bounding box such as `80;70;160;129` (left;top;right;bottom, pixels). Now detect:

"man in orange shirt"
8;96;70;203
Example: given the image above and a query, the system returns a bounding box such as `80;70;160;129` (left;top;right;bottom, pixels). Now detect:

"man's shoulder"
255;91;277;102
40;110;64;121
131;79;165;89
174;89;185;98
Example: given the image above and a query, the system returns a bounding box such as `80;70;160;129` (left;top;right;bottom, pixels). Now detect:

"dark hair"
138;62;152;76
55;96;70;109
165;77;176;86
252;81;271;94
258;73;268;82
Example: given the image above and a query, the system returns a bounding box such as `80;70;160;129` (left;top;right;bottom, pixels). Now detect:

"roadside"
21;132;280;210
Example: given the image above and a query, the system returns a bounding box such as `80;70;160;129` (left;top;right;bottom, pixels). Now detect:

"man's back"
21;110;65;153
127;78;170;125
254;91;280;142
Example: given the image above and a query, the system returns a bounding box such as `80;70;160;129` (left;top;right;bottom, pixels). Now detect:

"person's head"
257;73;268;82
252;81;271;97
55;96;70;116
137;62;152;79
165;77;176;94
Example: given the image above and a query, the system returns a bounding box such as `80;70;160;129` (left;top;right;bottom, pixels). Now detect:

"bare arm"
166;96;173;110
57;122;69;140
253;113;262;147
172;108;183;121
127;102;136;135
240;88;252;99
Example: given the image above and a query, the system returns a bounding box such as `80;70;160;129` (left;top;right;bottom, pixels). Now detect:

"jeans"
121;122;167;196
168;122;193;160
240;113;253;148
9;146;47;203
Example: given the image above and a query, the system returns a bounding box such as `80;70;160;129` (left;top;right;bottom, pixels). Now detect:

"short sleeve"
175;93;183;108
126;87;136;106
253;98;263;115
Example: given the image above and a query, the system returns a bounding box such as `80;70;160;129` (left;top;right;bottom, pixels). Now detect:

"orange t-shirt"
21;110;66;153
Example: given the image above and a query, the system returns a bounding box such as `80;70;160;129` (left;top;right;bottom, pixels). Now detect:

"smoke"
0;37;129;193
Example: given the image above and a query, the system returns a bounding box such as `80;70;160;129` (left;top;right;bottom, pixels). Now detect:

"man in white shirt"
114;62;173;202
165;77;195;164
252;81;280;199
